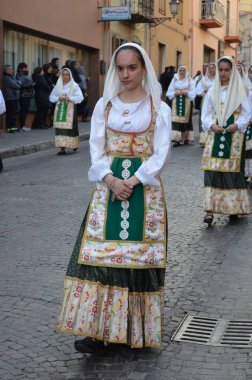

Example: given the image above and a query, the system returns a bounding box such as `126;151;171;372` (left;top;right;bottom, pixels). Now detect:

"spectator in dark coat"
16;62;34;131
2;65;20;132
51;57;60;85
32;67;51;129
70;61;81;85
160;66;175;106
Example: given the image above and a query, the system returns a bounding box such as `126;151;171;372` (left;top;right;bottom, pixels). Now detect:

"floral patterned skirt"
171;102;194;143
55;107;79;149
56;214;166;348
204;149;251;216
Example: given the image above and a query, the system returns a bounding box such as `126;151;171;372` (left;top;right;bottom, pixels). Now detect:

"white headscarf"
173;66;191;89
200;62;216;92
103;42;161;113
51;68;79;97
209;56;248;127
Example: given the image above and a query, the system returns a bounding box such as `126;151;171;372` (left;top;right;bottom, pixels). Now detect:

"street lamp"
169;0;181;17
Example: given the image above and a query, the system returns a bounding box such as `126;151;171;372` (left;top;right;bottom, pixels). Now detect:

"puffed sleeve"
201;92;215;131
69;85;84;104
134;101;171;186
88;98;113;181
236;97;252;133
187;79;196;101
166;78;175;100
196;80;204;96
49;87;59;103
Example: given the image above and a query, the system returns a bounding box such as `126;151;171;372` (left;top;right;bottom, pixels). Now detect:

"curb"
0;131;90;159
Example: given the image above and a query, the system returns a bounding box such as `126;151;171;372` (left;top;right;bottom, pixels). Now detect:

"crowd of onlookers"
1;58;89;133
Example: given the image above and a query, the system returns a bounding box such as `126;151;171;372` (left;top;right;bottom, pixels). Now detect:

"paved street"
1;115;252;380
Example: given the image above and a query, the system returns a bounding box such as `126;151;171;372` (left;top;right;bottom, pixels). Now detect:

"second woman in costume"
201;56;251;226
50;68;83;155
166;65;195;146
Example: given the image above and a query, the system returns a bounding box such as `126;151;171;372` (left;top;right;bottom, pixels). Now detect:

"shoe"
73;148;78;151
57;151;66;155
203;214;214;226
229;215;239;223
22;126;31;132
6;128;16;133
74;337;105;354
173;142;181;147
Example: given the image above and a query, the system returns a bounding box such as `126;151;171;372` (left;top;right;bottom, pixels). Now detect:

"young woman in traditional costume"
56;43;171;352
201;57;251;226
196;63;216;147
50;68;83;155
166;65;195;146
245;64;252;180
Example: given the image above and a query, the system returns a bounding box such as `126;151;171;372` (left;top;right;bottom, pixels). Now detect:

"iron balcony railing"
101;0;154;18
200;0;225;25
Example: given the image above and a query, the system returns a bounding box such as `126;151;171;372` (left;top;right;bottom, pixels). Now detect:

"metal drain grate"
171;315;252;347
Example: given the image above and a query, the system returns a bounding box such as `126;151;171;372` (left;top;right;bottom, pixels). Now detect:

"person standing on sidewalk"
0;89;6;172
2;65;20;133
56;43;171;352
49;68;83;155
16;62;34;132
32;67;51;130
166;65;195;146
201;56;251;226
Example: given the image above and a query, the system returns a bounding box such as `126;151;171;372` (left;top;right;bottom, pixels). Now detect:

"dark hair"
17;62;28;71
71;60;79;67
114;46;145;67
42;63;52;73
218;58;232;68
33;66;43;76
51;57;59;66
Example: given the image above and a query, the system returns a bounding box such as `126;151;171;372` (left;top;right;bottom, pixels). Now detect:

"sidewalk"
0;122;91;159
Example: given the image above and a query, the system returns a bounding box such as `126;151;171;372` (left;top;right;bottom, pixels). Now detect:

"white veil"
209;56;247;127
103;43;161;113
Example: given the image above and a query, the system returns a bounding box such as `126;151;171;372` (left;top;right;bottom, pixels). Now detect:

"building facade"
0;0;104;114
190;0;241;77
239;1;252;70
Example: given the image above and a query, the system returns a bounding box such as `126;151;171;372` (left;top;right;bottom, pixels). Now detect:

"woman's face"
179;67;186;79
62;70;70;84
115;49;146;92
208;64;216;77
48;66;53;74
218;61;232;85
248;66;252;81
236;65;243;77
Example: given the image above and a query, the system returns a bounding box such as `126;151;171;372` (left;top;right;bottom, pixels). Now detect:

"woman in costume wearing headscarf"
236;64;247;86
201;56;251;226
166;65;195;146
56;43;171;352
50;68;83;155
245;64;252;181
196;62;216;147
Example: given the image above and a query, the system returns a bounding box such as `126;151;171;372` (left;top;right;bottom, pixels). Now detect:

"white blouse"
201;86;251;133
166;77;195;101
49;82;83;104
88;96;171;186
196;77;214;96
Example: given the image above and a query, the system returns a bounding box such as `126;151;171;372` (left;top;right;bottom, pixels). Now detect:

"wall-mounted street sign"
101;7;131;21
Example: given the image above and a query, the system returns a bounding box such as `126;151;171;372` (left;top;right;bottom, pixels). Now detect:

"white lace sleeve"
88;98;113;181
134;101;171;186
